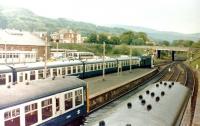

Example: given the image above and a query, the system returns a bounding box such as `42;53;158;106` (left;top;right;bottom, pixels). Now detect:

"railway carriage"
85;81;191;126
0;65;13;86
0;56;152;86
0;76;87;126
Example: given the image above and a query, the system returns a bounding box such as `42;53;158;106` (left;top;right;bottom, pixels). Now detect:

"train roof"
0;65;13;74
87;81;191;126
9;60;83;72
85;57;140;64
0;76;86;109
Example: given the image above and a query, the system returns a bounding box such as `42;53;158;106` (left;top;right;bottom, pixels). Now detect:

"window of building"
30;71;36;80
64;92;73;110
4;108;20;126
75;89;83;106
25;103;38;126
0;74;6;85
41;98;52;120
38;70;43;79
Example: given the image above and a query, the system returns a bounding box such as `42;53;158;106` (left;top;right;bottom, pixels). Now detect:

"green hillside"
0;7;127;36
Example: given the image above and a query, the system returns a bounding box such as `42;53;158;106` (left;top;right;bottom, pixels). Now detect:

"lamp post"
129;42;132;72
102;42;105;81
44;36;48;79
5;40;7;64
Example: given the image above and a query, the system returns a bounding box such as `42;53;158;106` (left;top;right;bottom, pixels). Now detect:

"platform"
84;68;156;97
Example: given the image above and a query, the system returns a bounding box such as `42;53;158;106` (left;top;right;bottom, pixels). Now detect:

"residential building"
50;29;83;43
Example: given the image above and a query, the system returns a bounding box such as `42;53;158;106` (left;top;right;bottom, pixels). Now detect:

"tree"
109;36;120;45
162;41;170;46
98;33;109;44
120;31;135;45
88;33;98;43
137;32;149;42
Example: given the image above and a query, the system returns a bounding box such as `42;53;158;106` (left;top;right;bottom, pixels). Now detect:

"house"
50;29;83;43
0;29;47;64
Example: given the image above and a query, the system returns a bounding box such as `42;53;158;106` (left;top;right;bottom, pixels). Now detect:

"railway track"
157;61;198;126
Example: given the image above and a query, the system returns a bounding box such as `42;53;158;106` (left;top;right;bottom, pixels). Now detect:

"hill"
109;25;200;42
0;6;127;36
0;6;199;42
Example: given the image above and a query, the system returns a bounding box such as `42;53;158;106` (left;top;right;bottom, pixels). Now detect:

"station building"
0;29;46;64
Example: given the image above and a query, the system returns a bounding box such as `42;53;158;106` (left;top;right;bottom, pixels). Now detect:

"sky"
0;0;199;34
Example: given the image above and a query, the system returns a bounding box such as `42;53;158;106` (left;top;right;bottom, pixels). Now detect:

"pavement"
84;68;156;97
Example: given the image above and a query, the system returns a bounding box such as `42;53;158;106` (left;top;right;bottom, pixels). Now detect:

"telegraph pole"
129;43;132;72
5;41;7;64
102;42;105;81
44;36;48;79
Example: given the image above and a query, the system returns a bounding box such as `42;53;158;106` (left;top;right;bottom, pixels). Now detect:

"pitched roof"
0;29;45;46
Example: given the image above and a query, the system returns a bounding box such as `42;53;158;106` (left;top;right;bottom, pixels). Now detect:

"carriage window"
25;103;38;126
30;71;36;80
56;98;60;112
77;66;81;73
73;66;76;73
98;64;101;70
65;92;73;110
46;69;50;77
75;89;83;106
4;108;20;126
0;74;6;85
38;70;44;79
94;64;97;70
25;73;28;80
41;98;52;120
87;64;91;71
91;64;94;71
68;67;71;74
58;68;61;75
62;67;65;75
9;75;11;82
19;73;23;82
53;68;57;76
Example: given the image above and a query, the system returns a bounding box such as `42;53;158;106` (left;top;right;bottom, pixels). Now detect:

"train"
85;81;191;126
0;76;87;126
0;56;152;86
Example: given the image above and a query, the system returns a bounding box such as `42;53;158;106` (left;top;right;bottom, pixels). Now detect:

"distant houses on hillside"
50;29;84;44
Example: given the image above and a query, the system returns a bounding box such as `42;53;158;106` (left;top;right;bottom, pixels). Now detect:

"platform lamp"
129;40;133;73
44;36;48;79
102;41;105;81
